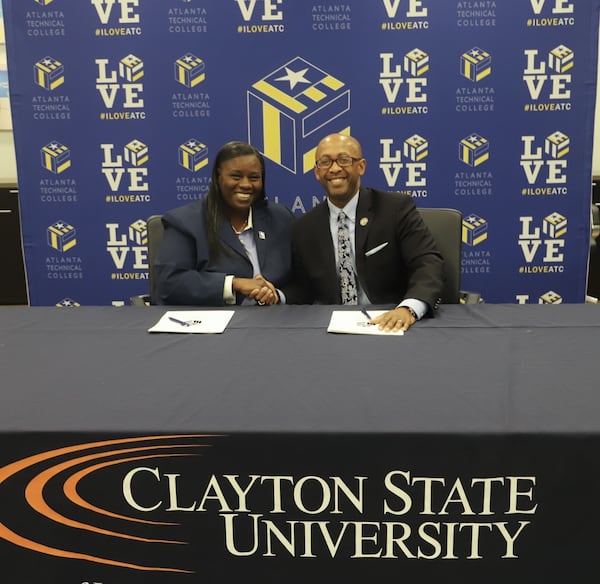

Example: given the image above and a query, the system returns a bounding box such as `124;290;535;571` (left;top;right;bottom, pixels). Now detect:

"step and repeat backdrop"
2;0;599;306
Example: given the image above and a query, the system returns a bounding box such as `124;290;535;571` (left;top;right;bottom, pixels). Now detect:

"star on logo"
275;67;310;90
58;298;79;308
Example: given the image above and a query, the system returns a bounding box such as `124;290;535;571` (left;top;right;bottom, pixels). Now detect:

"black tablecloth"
0;304;598;433
1;304;600;581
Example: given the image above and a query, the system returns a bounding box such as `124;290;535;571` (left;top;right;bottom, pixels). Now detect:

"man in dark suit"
283;133;444;332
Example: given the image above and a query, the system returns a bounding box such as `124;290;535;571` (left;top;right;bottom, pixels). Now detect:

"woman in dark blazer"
154;141;293;306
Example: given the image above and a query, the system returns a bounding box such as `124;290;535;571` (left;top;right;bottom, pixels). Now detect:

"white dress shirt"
327;194;426;319
224;208;260;304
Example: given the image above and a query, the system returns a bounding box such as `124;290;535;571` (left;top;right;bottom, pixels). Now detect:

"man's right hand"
233;275;279;305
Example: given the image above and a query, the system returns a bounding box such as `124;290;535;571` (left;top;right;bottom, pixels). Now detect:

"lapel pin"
360;217;369;226
258;230;266;240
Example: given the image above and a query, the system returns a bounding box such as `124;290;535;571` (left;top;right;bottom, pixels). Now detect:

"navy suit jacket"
153;199;293;306
284;188;444;312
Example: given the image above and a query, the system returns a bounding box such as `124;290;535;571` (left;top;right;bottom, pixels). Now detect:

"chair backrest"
146;214;164;302
417;207;462;304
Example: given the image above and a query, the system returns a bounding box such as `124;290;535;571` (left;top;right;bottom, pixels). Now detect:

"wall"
0;6;17;185
594;34;600;176
1;13;599;182
0;8;17;184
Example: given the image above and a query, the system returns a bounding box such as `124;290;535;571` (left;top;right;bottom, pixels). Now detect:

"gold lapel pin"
359;217;369;226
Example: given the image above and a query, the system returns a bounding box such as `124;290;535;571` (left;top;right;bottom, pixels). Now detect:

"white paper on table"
148;310;235;334
327;310;404;336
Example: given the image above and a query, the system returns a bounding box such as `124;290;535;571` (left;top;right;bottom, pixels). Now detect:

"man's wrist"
397;299;426;320
403;306;418;320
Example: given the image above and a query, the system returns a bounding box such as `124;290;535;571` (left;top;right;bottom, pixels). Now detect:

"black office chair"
130;214;164;306
417;207;478;304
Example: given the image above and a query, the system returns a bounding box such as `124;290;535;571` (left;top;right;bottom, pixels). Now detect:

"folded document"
327;311;404;336
148;310;235;334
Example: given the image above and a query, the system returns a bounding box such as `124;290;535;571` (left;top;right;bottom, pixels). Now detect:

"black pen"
361;308;373;321
169;316;190;327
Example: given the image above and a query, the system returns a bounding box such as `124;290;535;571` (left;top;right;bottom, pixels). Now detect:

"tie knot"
338;211;347;225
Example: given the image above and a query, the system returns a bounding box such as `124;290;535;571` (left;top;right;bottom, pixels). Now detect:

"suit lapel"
253;205;270;270
316;201;337;269
353;188;376;301
313;202;341;302
218;219;250;262
354;188;375;270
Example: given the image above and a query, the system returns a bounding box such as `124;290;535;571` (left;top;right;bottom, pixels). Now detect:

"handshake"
232;274;279;305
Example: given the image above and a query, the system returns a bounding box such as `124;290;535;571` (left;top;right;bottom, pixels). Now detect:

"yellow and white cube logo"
179;139;208;172
47;220;77;252
462;214;488;246
404;48;429;77
175;54;205;88
540;291;562;304
460;47;491;82
404;134;428;162
548;45;573;74
248;56;350;174
56;297;81;308
459;133;489;167
543;212;567;238
124;140;149;167
41;141;71;174
129;219;147;246
119;54;144;82
34;56;64;91
545;131;569;159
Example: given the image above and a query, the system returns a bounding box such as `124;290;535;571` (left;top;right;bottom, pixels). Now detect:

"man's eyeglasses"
315;156;362;169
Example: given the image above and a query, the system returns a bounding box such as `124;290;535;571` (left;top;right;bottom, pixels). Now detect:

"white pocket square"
365;242;389;257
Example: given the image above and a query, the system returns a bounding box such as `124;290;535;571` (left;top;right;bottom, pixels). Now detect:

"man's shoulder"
295;200;328;225
362;186;414;207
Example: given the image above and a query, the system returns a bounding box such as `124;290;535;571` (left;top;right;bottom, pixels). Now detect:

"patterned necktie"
337;211;358;305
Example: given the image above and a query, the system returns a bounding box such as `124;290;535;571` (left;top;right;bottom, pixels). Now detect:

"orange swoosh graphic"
26;446;201;542
63;453;193;525
0;435;221;572
0;521;192;573
0;435;216;484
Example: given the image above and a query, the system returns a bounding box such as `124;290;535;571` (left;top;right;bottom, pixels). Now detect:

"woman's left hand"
249;275;279;305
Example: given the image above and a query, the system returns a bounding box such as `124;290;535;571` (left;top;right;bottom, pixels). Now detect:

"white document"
327;310;404;336
148;310;235;334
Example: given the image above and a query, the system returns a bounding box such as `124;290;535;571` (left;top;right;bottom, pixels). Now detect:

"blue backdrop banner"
2;0;599;306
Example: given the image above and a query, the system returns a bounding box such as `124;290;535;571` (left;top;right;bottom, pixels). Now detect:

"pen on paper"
169;316;190;327
361;308;373;321
360;308;375;326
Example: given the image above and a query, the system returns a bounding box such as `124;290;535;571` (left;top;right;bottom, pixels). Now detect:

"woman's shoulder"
163;199;207;222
